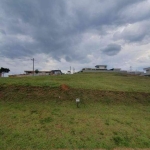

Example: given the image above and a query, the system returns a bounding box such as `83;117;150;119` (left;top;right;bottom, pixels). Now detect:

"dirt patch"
60;84;70;91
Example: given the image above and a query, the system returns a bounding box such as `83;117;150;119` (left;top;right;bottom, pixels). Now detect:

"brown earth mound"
60;84;70;91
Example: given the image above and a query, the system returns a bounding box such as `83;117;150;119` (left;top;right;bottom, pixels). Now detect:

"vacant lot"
1;72;150;92
0;73;150;149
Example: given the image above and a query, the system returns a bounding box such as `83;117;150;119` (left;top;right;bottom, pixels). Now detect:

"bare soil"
60;84;70;91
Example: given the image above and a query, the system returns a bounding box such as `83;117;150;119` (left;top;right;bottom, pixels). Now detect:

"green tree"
0;67;10;77
35;69;39;74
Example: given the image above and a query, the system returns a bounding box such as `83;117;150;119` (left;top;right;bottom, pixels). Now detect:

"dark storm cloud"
0;0;149;62
102;44;121;56
0;0;83;61
113;21;150;43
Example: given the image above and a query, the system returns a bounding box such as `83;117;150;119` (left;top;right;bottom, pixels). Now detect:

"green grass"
0;72;150;149
0;72;150;92
0;99;150;149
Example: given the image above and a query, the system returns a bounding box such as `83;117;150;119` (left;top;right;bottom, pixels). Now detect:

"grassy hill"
1;72;150;92
0;73;150;149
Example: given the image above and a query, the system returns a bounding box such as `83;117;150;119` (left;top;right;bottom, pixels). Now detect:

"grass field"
0;73;150;149
1;72;150;92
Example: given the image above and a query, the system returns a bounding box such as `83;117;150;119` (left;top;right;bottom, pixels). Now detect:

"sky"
0;0;150;75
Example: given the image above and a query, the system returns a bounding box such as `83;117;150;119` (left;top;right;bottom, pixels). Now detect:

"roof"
95;65;107;67
24;70;62;73
50;70;62;72
50;70;62;75
24;70;51;73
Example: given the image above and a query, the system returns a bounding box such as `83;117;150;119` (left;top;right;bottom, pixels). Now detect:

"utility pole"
31;58;34;76
73;67;75;74
70;66;71;74
130;66;132;72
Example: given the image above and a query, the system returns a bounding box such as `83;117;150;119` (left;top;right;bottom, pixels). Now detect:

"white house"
9;70;62;77
143;67;150;76
81;65;108;72
95;65;107;70
24;70;62;76
80;65;128;73
24;70;51;76
50;70;62;75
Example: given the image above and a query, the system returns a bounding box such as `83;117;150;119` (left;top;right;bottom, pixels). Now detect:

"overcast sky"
0;0;150;75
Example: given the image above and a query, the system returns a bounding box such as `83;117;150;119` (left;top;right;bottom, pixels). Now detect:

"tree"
35;69;39;74
0;67;10;77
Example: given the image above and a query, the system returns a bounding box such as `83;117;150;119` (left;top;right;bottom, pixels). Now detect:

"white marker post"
76;98;80;108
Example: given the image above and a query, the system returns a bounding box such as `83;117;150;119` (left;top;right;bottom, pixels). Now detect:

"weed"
40;117;53;124
30;110;38;114
0;129;4;136
69;117;75;124
105;119;110;125
70;129;76;135
51;108;60;116
113;135;130;147
105;97;113;104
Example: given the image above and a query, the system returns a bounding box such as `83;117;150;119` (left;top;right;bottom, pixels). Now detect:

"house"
24;70;62;76
24;70;51;76
81;65;108;72
49;70;62;75
9;70;63;77
143;67;150;73
80;65;128;74
143;67;150;76
82;68;94;71
95;65;107;70
67;71;71;74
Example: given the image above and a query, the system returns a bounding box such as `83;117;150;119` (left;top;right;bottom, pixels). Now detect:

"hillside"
1;72;150;92
0;73;150;149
